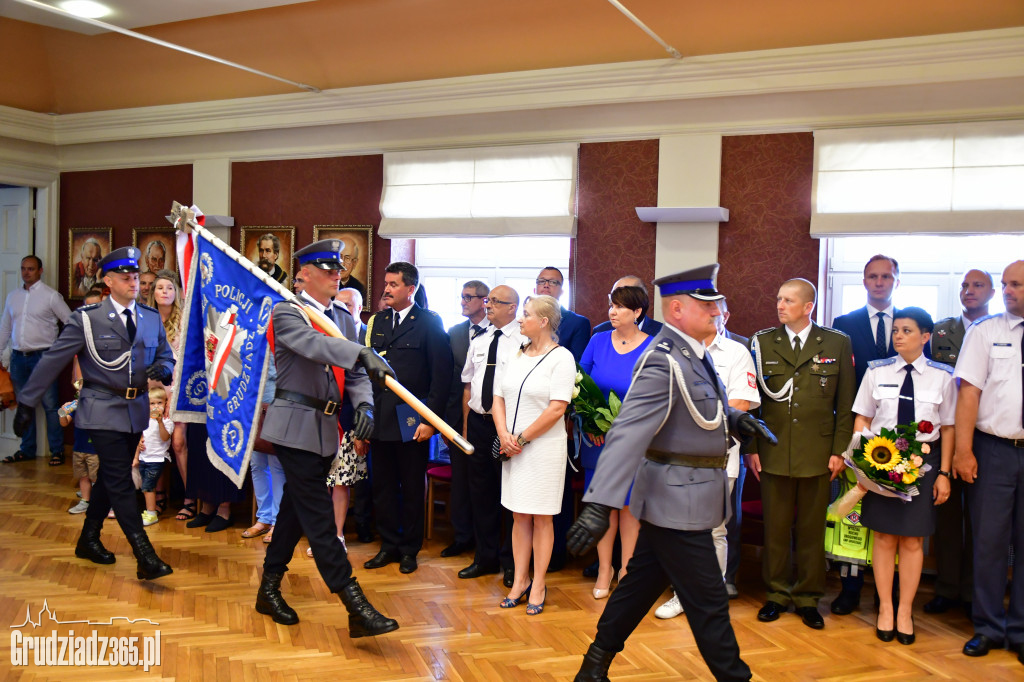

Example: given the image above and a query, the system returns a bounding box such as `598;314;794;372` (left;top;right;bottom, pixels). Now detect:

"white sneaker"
655;593;684;619
68;499;89;514
141;510;159;526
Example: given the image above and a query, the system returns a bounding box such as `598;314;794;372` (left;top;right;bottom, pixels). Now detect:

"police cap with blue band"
653;263;724;301
99;246;141;275
295;239;346;270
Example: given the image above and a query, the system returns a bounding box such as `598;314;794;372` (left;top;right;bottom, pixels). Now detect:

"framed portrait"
313;225;373;311
68;227;112;299
132;227;177;276
240;227;296;288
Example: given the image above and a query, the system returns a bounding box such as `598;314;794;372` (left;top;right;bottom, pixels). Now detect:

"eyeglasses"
460;294;485;302
535;278;562;287
340;255;356;263
483;297;513;305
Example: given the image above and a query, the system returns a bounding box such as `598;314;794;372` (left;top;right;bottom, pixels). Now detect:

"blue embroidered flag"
172;232;284;488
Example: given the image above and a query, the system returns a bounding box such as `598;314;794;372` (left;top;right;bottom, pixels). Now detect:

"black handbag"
491;347;555;461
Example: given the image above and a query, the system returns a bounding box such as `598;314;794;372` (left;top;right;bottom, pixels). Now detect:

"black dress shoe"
582;560;599;579
440;541;473;558
1013;642;1024;665
797;606;825;630
830;590;860;615
963;634;1002;657
503;567;514;589
457;562;499;579
399;555;417;574
876;624;895;642
757;601;785;622
363;550;399;570
923;595;960;614
896;617;915;646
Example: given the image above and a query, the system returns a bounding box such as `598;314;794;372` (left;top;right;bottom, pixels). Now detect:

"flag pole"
170;201;475;455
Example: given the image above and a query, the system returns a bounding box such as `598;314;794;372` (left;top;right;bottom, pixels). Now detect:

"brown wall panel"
230;155;386;317
59;165;193;298
574;140;659;328
718;133;818;338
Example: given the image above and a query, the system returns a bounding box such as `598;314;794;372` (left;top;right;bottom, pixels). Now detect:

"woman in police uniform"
852;306;955;645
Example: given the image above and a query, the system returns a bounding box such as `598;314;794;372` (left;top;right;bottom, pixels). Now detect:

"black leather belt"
276;389;337;416
84;380;145;400
980;431;1024;449
645;448;727;469
12;349;44;356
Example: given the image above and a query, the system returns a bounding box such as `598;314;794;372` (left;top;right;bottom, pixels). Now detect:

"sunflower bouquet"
828;421;934;518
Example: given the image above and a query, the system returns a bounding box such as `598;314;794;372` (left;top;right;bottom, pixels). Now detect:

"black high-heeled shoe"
876;620;895;642
896;616;915;645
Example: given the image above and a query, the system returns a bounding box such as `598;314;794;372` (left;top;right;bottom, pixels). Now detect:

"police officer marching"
566;264;775;682
254;239;400;639
14;247;175;580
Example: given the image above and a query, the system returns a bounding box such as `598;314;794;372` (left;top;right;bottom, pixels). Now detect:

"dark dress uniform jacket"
749;324;856;477
18;298;173;432
261;300;373;457
365;304;453;441
445;319;473;429
931;316;966;366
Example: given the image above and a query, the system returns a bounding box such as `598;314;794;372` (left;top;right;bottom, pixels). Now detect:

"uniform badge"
950;353;956;359
331;240;340;251
128;247;137;258
108;312;115;319
681;348;690;358
747;372;756;388
937;329;946;337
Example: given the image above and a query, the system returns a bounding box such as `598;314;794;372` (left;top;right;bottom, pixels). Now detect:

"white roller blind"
379;143;578;238
811;120;1024;236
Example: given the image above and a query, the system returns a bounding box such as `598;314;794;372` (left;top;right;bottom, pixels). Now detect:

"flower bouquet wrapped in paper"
828;420;935;519
569;366;621;440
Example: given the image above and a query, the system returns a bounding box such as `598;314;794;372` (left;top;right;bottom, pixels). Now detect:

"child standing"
65;289;104;514
135;387;173;527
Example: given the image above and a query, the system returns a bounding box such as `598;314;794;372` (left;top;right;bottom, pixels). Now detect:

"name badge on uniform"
98;334;118;339
993;342;1011;347
765;360;779;365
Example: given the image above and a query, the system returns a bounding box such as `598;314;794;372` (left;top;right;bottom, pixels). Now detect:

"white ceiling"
0;0;316;35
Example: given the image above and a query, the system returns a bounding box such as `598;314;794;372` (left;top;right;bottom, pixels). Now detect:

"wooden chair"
424;465;452;540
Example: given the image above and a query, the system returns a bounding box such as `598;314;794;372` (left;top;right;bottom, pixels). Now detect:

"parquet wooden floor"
0;454;1021;681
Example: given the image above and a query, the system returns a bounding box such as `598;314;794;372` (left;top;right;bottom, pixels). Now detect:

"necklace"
613;328;640;346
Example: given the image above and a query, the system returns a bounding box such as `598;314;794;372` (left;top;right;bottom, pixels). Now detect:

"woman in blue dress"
579;285;653;599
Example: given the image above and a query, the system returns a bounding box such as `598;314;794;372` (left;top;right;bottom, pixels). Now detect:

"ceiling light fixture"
59;1;110;19
11;0;321;94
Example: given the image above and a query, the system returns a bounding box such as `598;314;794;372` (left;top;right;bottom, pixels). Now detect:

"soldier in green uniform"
746;278;855;630
925;268;994;619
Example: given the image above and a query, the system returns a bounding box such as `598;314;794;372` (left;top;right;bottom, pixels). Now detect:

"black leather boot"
255;571;299;625
125;531;173;580
575;643;616;682
339;578;399;638
75;518;115;564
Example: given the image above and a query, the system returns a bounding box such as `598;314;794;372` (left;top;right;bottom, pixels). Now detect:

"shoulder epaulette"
653;336;674;353
137;302;158;313
973;314;1000;326
819;326;850;339
753;328;776;337
77;303;100;312
926;359;955;374
934;316;958;328
867;357;897;369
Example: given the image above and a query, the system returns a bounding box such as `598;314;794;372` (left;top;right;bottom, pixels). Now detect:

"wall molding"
1;27;1021;150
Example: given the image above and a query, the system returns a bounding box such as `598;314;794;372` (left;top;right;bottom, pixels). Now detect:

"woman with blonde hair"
493;294;576;616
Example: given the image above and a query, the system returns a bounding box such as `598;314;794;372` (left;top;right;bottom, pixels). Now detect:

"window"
823;234;1024;324
416;237;571;330
811;121;1024;236
379;143;578;238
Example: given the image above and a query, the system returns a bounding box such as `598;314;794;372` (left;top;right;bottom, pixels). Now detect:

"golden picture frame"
313;225;373;311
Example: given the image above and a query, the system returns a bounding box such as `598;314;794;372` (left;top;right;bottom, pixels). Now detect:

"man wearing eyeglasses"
534;267;591;362
338;241;367;302
458;285;523;585
442;280;491;559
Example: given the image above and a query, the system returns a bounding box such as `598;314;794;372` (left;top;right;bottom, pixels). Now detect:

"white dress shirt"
663;321;708;359
707;333;762;477
462;319;525;414
784;322;812;350
954;312;1024;439
853;353;956;442
868;304;895;346
0;280;71;352
108;297;138;332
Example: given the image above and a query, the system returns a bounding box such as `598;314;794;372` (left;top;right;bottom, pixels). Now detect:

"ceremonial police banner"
172;231;284;488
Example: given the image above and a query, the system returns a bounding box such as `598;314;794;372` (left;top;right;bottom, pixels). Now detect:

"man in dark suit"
925;268;994;618
442;280;490;559
363;262;453;575
535;267;591;361
593;275;664;337
534;266;591;571
829;254;901;615
747;278;855;630
14;247;175;580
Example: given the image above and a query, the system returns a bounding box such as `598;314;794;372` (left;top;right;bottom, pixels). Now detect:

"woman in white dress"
492;295;576;616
